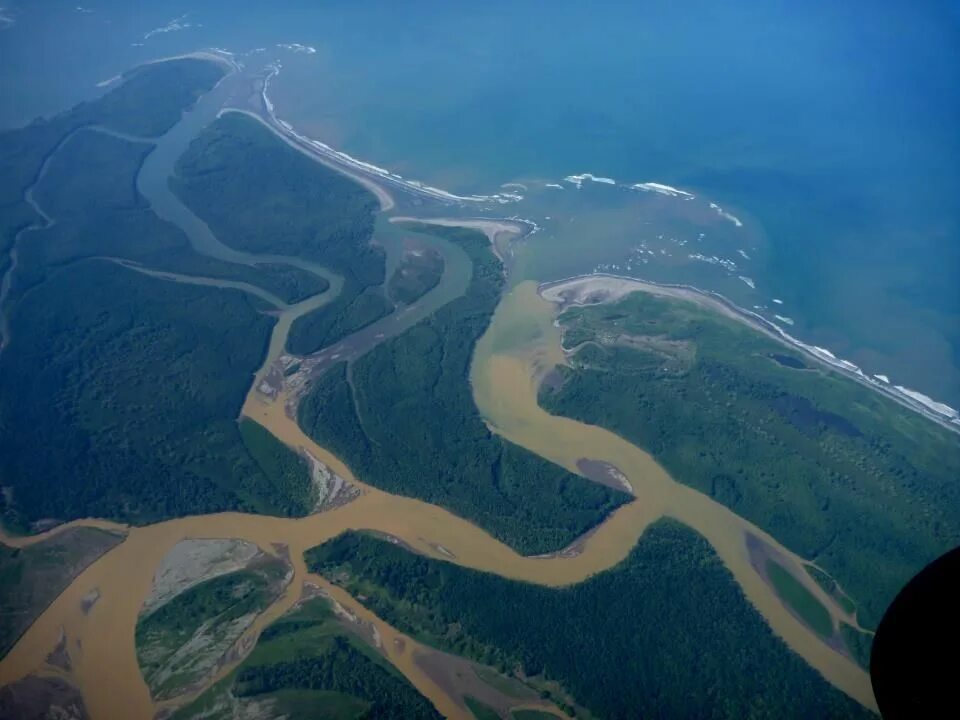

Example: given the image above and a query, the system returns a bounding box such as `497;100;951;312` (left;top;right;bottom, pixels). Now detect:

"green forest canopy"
298;224;629;555
170;112;388;354
540;290;960;627
306;525;873;720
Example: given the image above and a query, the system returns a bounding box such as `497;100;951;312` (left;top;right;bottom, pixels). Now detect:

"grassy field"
766;561;833;639
298;223;629;556
306;524;873;719
172;595;440;719
540;290;960;627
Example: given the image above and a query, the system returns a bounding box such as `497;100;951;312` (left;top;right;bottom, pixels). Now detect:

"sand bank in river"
0;249;876;720
0;63;878;717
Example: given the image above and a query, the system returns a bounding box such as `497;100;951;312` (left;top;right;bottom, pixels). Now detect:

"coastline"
0;53;883;716
257;64;524;208
539;273;960;435
223;108;397;213
388;215;532;266
249;53;960;430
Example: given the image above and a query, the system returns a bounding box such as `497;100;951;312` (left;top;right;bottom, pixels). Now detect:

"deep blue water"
1;0;958;408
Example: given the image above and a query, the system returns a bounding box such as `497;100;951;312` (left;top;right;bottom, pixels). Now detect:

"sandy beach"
540;273;960;434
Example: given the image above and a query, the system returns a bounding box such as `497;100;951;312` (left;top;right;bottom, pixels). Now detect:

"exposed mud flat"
138;542;294;704
304;450;358;511
414;649;555;718
577;458;633;492
45;629;71;672
746;533;851;658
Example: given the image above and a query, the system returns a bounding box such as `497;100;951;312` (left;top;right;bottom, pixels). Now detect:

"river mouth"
0;58;878;719
0;277;878;718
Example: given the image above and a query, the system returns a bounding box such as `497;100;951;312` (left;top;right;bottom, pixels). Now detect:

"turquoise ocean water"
2;0;958;411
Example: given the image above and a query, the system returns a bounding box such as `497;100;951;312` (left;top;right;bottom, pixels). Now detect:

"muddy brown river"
0;58;876;719
0;278;876;718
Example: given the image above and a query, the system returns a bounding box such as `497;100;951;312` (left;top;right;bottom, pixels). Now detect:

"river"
0;57;877;719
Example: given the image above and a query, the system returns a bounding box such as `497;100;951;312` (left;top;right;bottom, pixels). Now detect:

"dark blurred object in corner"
871;545;960;718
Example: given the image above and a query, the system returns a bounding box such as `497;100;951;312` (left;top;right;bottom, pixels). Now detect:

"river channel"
0;57;876;719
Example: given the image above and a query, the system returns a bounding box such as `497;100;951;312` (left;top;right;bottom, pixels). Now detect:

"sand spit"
224;108;396;212
0;58;882;720
389;215;528;265
540;273;960;434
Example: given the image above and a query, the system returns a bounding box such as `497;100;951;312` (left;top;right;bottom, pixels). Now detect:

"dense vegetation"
0;528;124;659
137;556;290;699
0;59;224;314
388;247;444;305
7;128;318;307
169;112;387;354
0;260;300;528
0;71;325;530
766;560;833;639
173;596;440;720
0;58;223;210
298;224;628;555
540;292;960;627
239;418;316;516
307;526;873;719
840;624;874;671
291;287;393;353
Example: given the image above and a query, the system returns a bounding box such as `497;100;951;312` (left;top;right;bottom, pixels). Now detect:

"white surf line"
389;215;536;266
256;63;524;209
226;108;396;213
142;48;240;73
539;273;960;435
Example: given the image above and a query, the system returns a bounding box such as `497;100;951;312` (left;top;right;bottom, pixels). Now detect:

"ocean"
2;0;958;413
